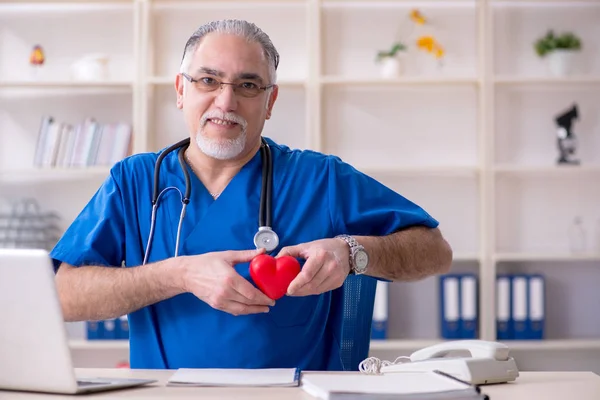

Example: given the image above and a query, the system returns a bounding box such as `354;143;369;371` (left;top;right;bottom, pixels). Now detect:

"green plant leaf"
534;29;582;57
375;41;406;61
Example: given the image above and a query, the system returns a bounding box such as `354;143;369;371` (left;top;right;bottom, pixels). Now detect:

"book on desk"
301;370;489;400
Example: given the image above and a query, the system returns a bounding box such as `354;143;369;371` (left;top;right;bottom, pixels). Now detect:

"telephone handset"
409;340;510;362
377;340;519;385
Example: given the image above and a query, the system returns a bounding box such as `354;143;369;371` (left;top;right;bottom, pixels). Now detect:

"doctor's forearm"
55;259;185;322
357;226;452;281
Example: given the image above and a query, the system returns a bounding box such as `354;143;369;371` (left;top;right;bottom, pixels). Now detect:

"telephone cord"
358;356;411;374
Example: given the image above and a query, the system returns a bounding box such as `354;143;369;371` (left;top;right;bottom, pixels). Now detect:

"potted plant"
376;42;407;78
534;30;582;76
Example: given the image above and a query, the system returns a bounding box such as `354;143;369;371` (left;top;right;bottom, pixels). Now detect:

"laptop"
0;248;157;394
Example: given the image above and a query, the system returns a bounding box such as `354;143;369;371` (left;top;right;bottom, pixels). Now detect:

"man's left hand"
276;238;350;296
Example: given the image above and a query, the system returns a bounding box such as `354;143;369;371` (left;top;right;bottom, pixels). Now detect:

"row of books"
370;273;546;340
33;116;132;168
87;316;129;340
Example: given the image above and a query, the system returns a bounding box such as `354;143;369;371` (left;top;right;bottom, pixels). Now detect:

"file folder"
116;315;130;340
528;274;545;340
371;281;388;339
86;320;104;340
103;318;117;340
460;274;478;339
439;275;461;339
511;275;529;340
496;274;513;340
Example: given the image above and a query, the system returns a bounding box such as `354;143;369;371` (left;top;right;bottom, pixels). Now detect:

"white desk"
1;369;599;399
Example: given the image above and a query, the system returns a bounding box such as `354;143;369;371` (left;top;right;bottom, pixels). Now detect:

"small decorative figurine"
554;104;580;165
29;45;45;66
29;45;45;79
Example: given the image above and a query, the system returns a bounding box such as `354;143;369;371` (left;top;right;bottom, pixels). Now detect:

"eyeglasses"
181;73;274;98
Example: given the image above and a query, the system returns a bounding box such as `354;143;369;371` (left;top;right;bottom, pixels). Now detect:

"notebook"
301;371;488;400
167;368;300;387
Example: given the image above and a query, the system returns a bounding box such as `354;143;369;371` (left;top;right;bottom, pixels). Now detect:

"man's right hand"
181;248;275;316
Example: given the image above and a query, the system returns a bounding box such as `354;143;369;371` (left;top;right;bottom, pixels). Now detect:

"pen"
432;370;490;399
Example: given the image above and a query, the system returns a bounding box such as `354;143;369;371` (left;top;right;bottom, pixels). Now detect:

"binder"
460;274;478;339
511;275;529;340
439;275;461;339
528;274;545;340
371;281;388;339
116;315;130;340
496;274;513;340
86;320;104;340
103;318;117;340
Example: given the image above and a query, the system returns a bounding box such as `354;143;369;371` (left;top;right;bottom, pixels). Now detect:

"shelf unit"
71;336;600;352
69;340;129;350
370;338;600;351
1;0;600;368
0;167;111;183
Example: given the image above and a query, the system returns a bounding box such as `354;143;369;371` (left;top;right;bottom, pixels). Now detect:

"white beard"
195;111;248;160
196;130;247;160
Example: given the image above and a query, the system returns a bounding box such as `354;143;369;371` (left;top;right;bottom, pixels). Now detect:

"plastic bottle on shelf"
569;216;586;254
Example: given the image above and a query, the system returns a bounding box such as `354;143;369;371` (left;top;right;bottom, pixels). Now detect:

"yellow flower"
417;36;434;52
417;36;444;59
410;9;426;25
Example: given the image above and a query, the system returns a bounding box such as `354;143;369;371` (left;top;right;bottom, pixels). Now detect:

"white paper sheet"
167;368;300;387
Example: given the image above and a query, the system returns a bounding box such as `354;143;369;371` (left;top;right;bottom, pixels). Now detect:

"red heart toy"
249;254;301;300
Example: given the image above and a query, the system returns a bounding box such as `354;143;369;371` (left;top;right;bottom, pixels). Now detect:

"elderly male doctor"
51;19;452;370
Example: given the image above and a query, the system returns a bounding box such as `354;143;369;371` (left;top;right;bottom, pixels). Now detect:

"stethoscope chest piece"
254;226;279;253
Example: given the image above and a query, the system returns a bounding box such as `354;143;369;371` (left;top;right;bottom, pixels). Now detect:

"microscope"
554;104;580;165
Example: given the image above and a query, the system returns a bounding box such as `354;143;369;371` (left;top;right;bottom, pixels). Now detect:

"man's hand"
276;238;351;296
182;248;276;316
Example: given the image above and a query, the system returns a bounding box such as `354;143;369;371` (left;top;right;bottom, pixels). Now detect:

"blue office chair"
335;274;378;371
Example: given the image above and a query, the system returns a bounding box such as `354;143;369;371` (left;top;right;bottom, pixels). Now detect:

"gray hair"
179;19;279;84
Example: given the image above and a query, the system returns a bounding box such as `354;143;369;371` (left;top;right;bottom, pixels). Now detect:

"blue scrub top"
50;137;438;370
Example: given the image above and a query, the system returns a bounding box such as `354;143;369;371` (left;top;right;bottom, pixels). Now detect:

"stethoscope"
142;137;279;265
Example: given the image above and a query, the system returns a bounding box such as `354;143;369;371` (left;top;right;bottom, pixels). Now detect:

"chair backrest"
338;275;378;371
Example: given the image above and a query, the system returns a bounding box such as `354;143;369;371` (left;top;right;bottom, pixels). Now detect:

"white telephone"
378;340;519;385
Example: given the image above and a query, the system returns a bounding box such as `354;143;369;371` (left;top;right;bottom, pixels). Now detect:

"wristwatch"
335;234;369;275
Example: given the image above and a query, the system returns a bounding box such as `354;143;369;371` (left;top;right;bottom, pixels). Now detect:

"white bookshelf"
0;167;111;183
494;165;600;175
358;166;479;178
0;80;133;88
69;340;129;350
370;339;600;352
495;253;600;262
1;0;600;369
494;76;600;85
320;76;479;85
